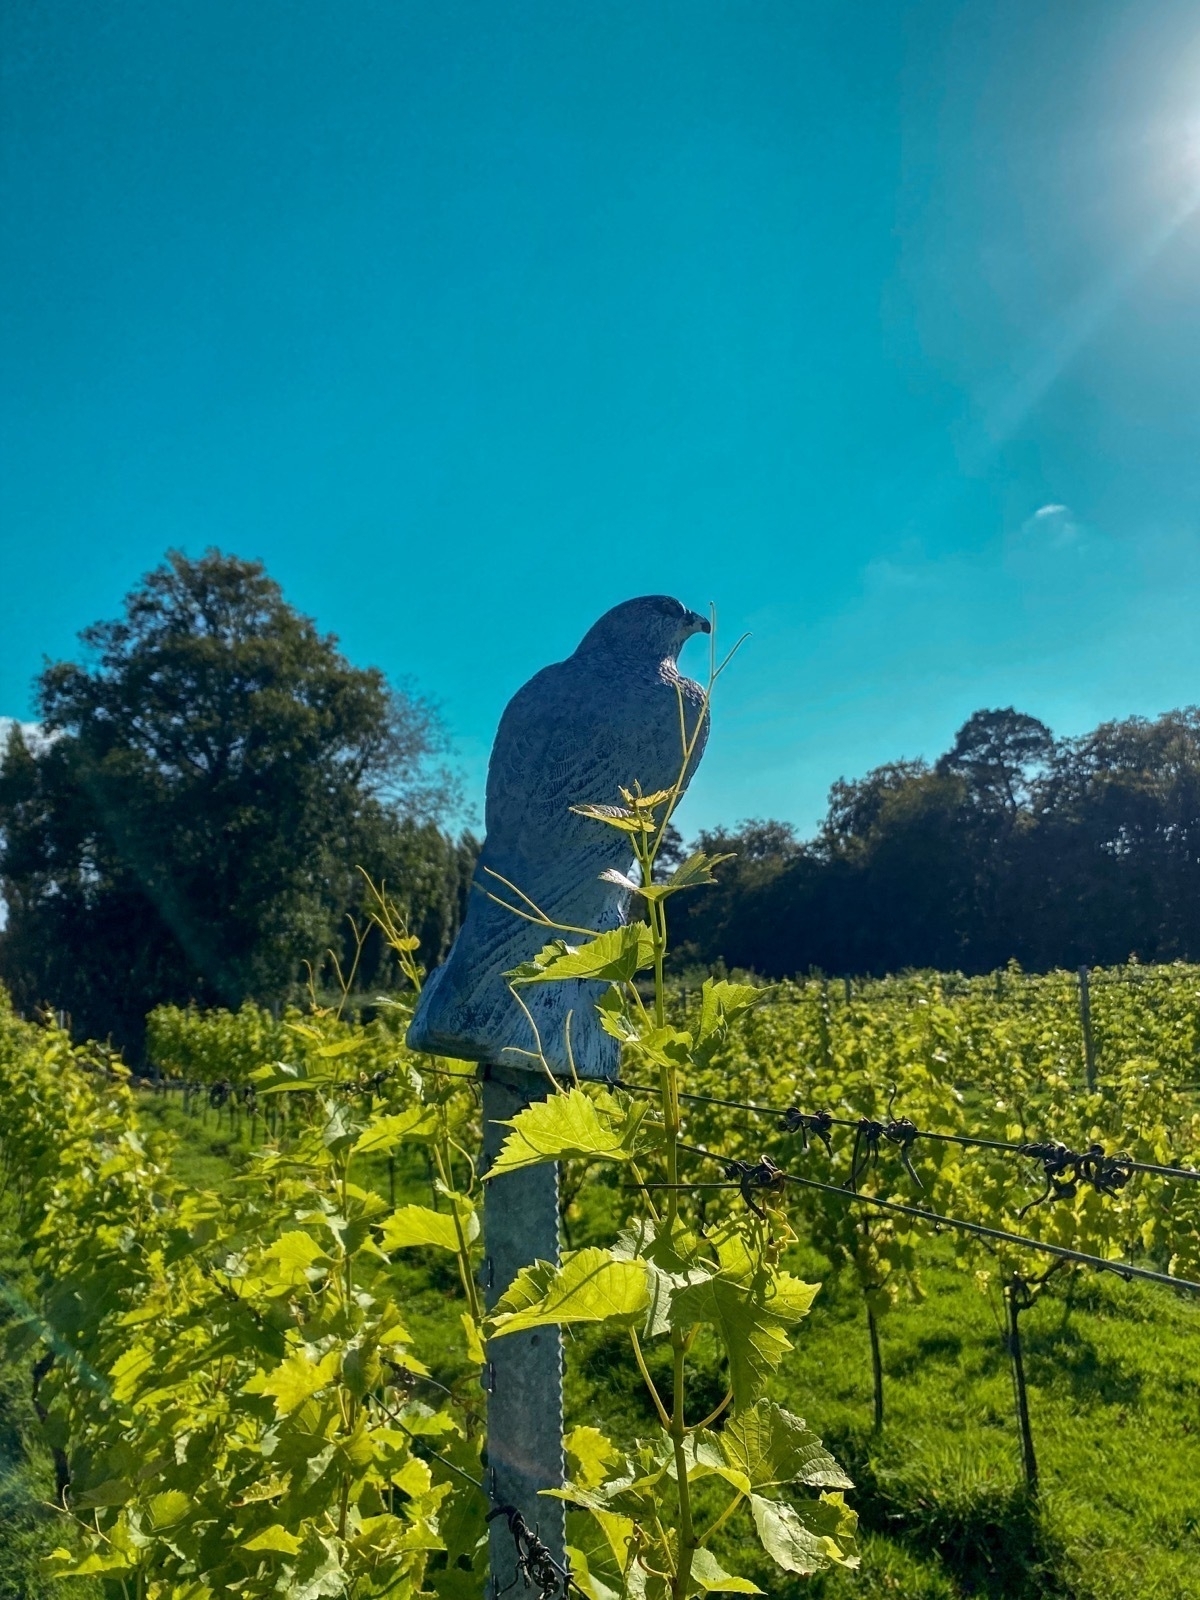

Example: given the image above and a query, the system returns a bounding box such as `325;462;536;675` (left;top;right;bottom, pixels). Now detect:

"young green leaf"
720;1400;852;1491
255;1230;329;1288
669;1268;819;1408
460;1311;485;1365
664;851;737;892
243;1346;341;1416
570;803;657;834
241;1525;303;1555
689;1547;764;1594
314;1035;369;1059
694;978;765;1066
565;1426;622;1491
506;924;655;986
487;1087;647;1176
487;1249;650;1338
42;1547;135;1577
619;786;673;810
378;1204;477;1253
749;1492;859;1575
351;1106;439;1154
613;1216;708;1339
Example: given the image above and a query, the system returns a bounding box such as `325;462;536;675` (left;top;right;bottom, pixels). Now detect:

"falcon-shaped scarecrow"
408;595;711;1078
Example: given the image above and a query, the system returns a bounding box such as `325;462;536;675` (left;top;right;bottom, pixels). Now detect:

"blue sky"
4;1;1200;837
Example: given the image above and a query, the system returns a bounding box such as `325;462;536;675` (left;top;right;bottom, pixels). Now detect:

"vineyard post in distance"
406;596;712;1595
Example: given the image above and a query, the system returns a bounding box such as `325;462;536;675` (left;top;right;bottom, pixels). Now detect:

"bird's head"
575;596;711;664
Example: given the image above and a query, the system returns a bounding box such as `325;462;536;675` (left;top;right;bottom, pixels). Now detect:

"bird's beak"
685;609;711;636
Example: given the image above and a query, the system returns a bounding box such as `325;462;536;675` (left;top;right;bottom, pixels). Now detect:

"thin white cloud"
1014;502;1085;553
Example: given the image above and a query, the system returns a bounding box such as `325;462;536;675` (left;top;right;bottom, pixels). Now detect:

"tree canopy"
0;550;470;1048
670;706;1200;980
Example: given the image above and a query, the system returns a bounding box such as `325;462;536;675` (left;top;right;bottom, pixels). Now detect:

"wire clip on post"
486;1506;571;1599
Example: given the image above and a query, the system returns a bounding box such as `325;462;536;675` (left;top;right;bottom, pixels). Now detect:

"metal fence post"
481;1065;565;1596
1078;965;1096;1090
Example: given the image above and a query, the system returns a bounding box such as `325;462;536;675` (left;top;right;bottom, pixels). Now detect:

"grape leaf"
670;1268;819;1407
665;851;737;892
460;1311;485;1365
378;1204;477;1253
488;1087;646;1176
694;978;765;1065
571;802;657;834
689;1547;764;1593
720;1400;852;1491
351;1107;439;1154
488;1249;650;1337
148;1490;190;1529
506;924;655;986
257;1230;328;1287
244;1347;340;1416
565;1426;622;1490
241;1525;303;1554
749;1492;859;1575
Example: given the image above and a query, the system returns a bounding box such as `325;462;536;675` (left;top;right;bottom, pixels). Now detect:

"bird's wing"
485;662;628;847
485;659;707;865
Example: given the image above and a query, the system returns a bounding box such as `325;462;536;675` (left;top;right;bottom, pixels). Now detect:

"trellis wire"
616;1078;1200;1184
642;1142;1200;1296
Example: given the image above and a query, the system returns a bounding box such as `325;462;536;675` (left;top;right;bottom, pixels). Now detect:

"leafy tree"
671;706;1200;980
1019;709;1200;969
0;549;463;1048
936;707;1055;816
822;760;932;851
669;819;803;973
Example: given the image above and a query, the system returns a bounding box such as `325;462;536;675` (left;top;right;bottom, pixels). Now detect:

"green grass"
74;1094;1200;1598
563;1171;1200;1600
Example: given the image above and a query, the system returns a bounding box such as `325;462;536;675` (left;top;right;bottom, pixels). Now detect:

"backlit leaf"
260;1230;327;1286
488;1087;646;1176
378;1204;471;1253
460;1311;485;1365
689;1547;764;1593
694;978;765;1065
664;851;737;892
570;803;656;834
670;1267;819;1407
565;1426;621;1491
721;1400;852;1491
314;1036;368;1059
488;1249;650;1337
506;924;655;986
351;1106;439;1155
241;1525;303;1555
749;1491;859;1575
148;1490;191;1529
244;1347;340;1416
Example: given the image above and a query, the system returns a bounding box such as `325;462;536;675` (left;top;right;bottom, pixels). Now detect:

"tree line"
669;705;1200;979
0;551;476;1052
4;550;1200;1053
